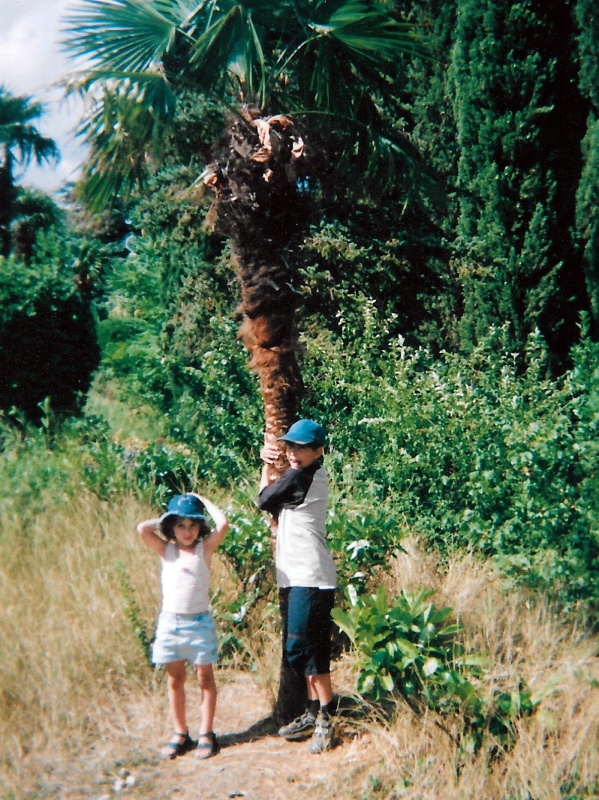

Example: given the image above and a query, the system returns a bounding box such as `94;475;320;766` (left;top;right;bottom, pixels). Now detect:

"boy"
258;419;337;753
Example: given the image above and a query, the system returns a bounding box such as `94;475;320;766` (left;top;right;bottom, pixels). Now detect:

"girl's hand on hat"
260;443;281;465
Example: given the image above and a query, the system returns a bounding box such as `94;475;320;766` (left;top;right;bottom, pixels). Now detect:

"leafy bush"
326;506;406;596
298;213;449;350
93;215;263;484
302;317;599;616
333;586;538;755
0;234;100;420
0;409;207;519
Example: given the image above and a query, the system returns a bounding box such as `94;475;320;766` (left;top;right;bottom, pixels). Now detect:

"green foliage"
333;586;537;755
302;316;599;615
0;232;100;420
575;0;599;337
218;499;272;595
0;408;207;521
211;498;274;660
298;212;450;350
326;506;406;595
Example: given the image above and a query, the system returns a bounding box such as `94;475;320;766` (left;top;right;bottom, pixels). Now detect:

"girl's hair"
162;516;211;542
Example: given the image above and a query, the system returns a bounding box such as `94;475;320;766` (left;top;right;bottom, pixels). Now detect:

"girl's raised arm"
137;517;167;556
192;494;228;554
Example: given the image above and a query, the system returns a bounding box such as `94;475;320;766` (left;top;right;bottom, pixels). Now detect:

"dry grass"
1;498;597;799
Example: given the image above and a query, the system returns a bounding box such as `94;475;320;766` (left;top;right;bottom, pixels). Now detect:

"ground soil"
21;671;379;800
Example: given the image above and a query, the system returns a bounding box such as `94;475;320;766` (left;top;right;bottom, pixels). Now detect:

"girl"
137;492;228;760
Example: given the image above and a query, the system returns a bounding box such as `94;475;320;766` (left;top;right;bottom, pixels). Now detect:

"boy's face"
284;442;323;469
173;516;201;547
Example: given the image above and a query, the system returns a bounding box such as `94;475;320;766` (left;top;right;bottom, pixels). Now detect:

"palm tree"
0;89;60;257
11;189;65;262
63;0;431;722
63;0;430;465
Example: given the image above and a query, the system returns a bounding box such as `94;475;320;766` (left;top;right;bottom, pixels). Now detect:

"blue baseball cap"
278;419;326;447
160;494;206;529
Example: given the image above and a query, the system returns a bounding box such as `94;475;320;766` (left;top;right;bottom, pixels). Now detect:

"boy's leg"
305;590;335;754
277;587;319;739
278;587;309;720
308;673;335;754
307;673;333;710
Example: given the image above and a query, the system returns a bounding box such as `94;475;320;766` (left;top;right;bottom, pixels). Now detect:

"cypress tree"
401;0;463;349
574;0;599;337
448;0;588;363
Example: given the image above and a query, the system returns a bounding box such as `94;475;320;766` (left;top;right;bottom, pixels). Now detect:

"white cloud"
0;0;87;196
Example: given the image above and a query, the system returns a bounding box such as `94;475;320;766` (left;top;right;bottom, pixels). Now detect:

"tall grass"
1;494;151;764
351;545;599;800
1;491;597;799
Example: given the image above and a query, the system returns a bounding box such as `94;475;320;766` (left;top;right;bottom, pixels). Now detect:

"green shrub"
326;506;406;596
333;586;538;755
302;315;599;616
0;236;100;420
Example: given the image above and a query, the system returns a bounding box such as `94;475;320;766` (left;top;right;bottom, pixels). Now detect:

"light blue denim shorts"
152;610;218;666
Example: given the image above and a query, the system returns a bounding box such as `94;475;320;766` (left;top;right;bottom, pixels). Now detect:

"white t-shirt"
160;540;210;614
258;464;337;589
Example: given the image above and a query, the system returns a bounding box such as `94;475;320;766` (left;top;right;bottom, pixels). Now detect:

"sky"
0;0;87;196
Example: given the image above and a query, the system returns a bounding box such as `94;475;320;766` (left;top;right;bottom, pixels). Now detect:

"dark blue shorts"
279;587;335;676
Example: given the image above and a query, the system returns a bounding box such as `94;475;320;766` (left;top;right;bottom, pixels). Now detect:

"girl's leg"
165;660;188;734
196;664;217;735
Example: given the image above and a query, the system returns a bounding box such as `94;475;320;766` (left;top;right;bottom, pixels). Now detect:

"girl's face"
284;442;323;469
173;516;201;547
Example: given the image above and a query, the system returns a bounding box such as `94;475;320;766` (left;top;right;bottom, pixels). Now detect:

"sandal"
195;731;220;760
161;731;196;760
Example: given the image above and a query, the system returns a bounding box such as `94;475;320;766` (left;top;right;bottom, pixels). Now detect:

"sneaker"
278;711;316;741
309;716;334;754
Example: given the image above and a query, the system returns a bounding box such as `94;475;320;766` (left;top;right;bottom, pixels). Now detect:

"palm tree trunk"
206;108;309;462
205;109;310;719
235;251;304;475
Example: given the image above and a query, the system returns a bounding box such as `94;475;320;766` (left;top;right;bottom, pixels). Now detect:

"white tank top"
160;540;210;614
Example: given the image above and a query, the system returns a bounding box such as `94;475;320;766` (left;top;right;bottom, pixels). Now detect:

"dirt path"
25;672;377;800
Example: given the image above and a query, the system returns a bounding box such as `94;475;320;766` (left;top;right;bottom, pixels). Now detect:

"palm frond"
63;0;198;72
271;0;429;117
187;4;268;102
315;0;429;61
74;79;174;211
0;91;60;167
0;93;42;126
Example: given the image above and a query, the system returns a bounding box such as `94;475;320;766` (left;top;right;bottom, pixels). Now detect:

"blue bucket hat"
278;419;326;447
159;494;206;530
